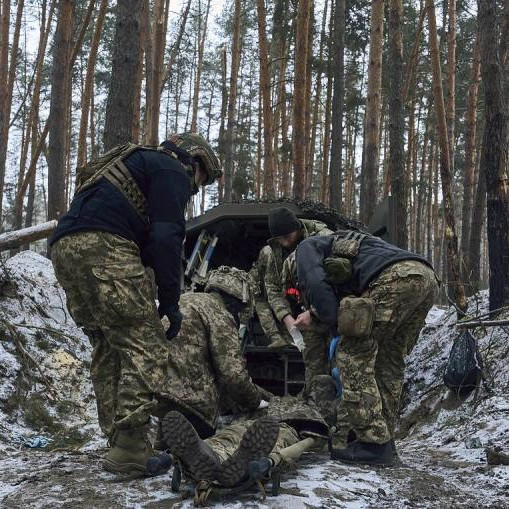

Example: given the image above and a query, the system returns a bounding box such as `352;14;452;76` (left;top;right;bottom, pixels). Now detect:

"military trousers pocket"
337;297;375;337
91;262;153;324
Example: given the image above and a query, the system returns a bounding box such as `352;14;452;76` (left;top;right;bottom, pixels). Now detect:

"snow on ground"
0;251;508;508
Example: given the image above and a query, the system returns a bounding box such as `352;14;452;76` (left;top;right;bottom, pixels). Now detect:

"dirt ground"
1;438;508;509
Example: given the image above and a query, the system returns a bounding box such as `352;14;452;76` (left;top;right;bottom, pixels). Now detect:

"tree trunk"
329;0;345;210
360;0;384;224
190;0;211;134
446;0;456;173
478;0;509;309
468;151;486;292
160;0;192;94
47;0;74;221
77;0;108;167
223;0;242;203
460;33;481;281
217;44;227;202
103;0;143;150
256;0;276;198
0;0;24;227
388;0;406;248
292;0;311;199
426;0;467;313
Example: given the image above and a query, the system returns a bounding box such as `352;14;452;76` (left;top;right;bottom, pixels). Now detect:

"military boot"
103;426;172;476
216;416;279;487
331;440;394;467
161;411;221;482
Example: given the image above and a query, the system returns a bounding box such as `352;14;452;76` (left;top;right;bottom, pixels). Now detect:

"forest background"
0;0;507;313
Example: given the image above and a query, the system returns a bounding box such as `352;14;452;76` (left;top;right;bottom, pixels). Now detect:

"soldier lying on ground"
161;394;330;495
156;266;263;439
263;207;333;396
50;133;221;476
285;230;439;466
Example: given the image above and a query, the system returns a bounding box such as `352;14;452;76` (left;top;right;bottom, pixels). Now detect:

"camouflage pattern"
332;260;439;446
265;219;332;322
157;292;261;432
206;421;300;464
204;395;329;464
51;231;168;438
168;132;222;184
250;246;290;345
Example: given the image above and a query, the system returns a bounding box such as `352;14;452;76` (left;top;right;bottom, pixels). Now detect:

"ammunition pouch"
337;296;375;337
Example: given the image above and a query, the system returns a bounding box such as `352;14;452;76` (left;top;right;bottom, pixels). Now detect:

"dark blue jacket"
296;233;433;331
50;149;193;314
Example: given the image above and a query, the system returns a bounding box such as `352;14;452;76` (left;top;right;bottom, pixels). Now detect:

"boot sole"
103;458;147;475
162;411;218;481
217;416;279;487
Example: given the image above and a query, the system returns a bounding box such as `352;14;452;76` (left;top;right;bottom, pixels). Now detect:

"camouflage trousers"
206;420;299;464
333;260;438;446
254;297;290;345
302;324;330;392
51;231;169;438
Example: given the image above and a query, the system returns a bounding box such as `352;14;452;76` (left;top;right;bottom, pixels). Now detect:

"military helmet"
205;266;256;309
168;132;222;185
281;250;298;289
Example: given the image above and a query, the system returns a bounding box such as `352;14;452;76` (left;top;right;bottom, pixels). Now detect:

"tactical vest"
74;143;179;220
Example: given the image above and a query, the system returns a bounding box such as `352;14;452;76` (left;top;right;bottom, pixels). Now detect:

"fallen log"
0;220;57;252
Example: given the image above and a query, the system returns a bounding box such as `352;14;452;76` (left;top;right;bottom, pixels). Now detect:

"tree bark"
388;0;406;248
478;0;509;309
103;0;143;150
426;0;467;313
256;0;276;198
360;0;384;224
292;0;312;199
329;0;345;210
47;0;74;221
446;0;456;172
460;33;481;280
223;0;242;202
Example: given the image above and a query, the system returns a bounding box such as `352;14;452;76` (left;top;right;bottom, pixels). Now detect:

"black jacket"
296;233;433;331
50;148;193;314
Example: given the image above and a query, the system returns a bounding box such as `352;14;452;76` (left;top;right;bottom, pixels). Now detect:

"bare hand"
294;310;312;329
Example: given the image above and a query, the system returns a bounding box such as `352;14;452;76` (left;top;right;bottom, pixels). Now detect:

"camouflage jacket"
159;292;261;435
264;219;332;321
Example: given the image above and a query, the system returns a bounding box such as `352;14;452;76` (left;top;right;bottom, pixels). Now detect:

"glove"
159;304;183;340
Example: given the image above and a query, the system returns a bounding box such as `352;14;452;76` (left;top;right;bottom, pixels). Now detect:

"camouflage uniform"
51;231;168;438
264;219;332;385
333;260;438;446
157;291;261;437
249;246;289;345
195;395;329;470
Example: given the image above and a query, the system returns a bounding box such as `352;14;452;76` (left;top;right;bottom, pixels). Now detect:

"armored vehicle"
184;198;396;396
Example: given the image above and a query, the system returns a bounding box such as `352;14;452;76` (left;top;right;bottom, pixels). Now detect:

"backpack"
443;330;484;396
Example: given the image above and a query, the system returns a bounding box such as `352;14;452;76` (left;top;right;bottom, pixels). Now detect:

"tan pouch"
337;297;375;337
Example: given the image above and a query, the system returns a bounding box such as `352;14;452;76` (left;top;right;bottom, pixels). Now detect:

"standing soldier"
263;206;332;391
50;133;221;476
293;231;439;465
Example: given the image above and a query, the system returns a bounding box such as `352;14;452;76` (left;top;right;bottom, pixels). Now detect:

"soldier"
50;133;221;476
292;231;439;465
156;266;262;438
161;395;330;492
263;206;333;390
249;246;291;349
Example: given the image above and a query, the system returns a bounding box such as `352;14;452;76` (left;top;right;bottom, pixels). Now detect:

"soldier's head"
204;266;256;326
268;207;301;248
160;133;222;194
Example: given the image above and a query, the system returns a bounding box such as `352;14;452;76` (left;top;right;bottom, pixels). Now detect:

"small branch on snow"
456;319;509;329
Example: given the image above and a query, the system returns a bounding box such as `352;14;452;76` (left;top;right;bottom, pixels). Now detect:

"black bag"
443;330;484;395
